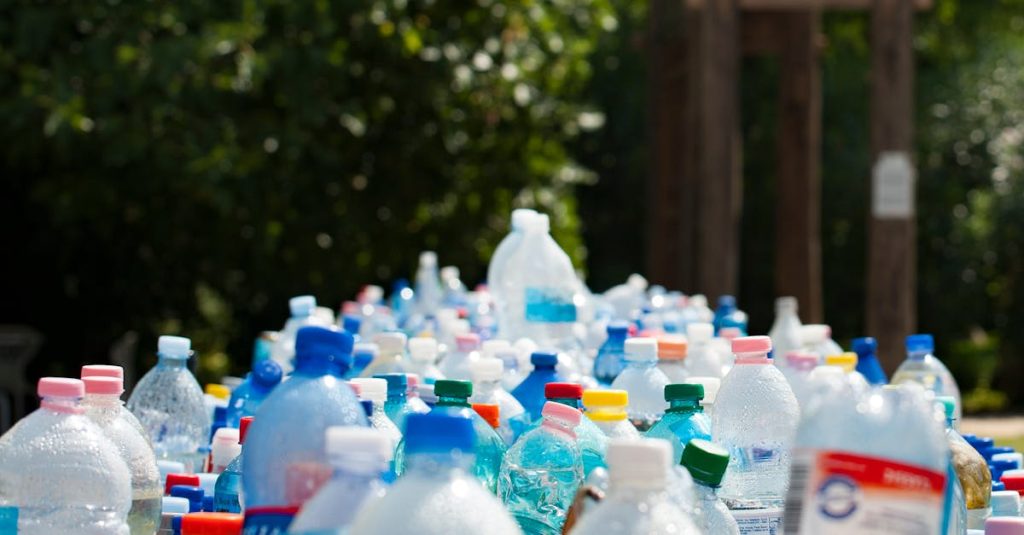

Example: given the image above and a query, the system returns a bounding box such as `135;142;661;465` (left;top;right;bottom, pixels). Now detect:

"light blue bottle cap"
374;373;408;395
290;295;317;317
158;460;185;483
404;412;475;455
905;334;934;353
162;496;190;515
158;336;191;359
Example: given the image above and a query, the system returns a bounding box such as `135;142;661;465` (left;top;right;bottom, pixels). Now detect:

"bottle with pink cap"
498;401;584;535
82;364;147;435
438;332;481;381
0;377;132;533
83;374;163;534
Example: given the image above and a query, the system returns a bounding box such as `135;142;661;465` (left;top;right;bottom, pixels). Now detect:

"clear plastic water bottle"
372;373;427;433
414;251;444;317
511;350;566;422
406;337;445;382
81;364;147;436
713;295;748;335
610;338;670;431
349;342;378;379
602;274;648;321
349;378;402;455
781;351;820;409
389;278;415;327
499;401;584;535
496;347;526;391
438;333;481;381
581;389;640;440
713;336;799;513
684;376;721;420
823;352;871;391
424;380;506;491
225;359;282;428
213;416;251;513
127;336;211;472
567;438;700;535
289;427;391;535
270;295;329;373
78;375;162;534
542;382;607;477
938;396;991;530
684;323;726;378
593;321;629;386
851;336;888;385
441;265;468;307
799;324;843;360
242;326;367;532
645;383;712;462
892;333;963;420
348;413;521;535
0;377;132;534
681;438;741;534
488;208;537;311
360;332;408;377
656;335;689;383
768;297;802;365
469;358;529;445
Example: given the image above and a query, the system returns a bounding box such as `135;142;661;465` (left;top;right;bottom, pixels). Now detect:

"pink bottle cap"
81;364;124;379
732;335;772;354
541;400;582;427
785;351;819;370
347;381;362;397
405;373;420;389
455;333;480;352
83;376;124;395
720;327;743;341
37;377;84;398
985;517;1024;535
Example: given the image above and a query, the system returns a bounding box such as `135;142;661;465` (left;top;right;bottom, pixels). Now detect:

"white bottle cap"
776;296;798;310
686;323;713;344
440;266;459;281
350;378;387;403
801;324;829;345
374;332;407;354
481;339;511;359
510;209;537;230
326;426;394;464
471;358;504;382
289;295;317;317
685;376;721;405
363;285;384;303
210;427;242;469
162;496;190;515
451;319;471;336
606;438;671;489
408;338;439;362
991;490;1022;516
419;251;437;267
624;337;658;361
627;274;648;291
196;473;218;497
158;336;191;359
689;295;708;308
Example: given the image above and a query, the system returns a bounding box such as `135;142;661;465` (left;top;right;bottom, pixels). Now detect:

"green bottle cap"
664;383;704;402
433;379;473;399
681;438;730;487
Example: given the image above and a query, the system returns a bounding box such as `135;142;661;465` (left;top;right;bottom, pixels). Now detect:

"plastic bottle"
348;342;378;379
349;378;402;456
438;333;481;381
684;323;726;378
823;352;871;391
713;336;799;517
225;359;282;428
684;376;721;420
159;496;189;534
851;336;888;385
469;358;530;445
426;380;506;492
488;209;538;336
389;279;415;327
406;337;445;382
593;321;629;386
80;364;147;436
713;295;748;335
404;374;432;413
213;416;251;514
360;332;408;377
892;334;963;420
567;438;700;535
645;383;712;462
511;351;566;422
680;438;742;534
768;296;802;365
366;373;420;433
610;338;671;431
581;389;641;440
656;335;689;383
496;347;526;391
499;401;584;535
413;251;444;318
0;378;132;534
270;295;328;373
602;274;649;320
127;336;211;472
938;396;992;530
348;413;521;535
289;427;391;535
537;382;607;477
799;324;843;360
241;326;367;531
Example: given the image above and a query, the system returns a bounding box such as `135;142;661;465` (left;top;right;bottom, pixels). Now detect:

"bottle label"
243;506;299;535
0;506;17;534
524;287;576;323
784;449;946;534
730;507;782;534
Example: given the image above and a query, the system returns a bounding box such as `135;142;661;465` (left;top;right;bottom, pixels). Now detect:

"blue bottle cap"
169;485;204;512
969;436;995;452
992;459;1018;479
251;359;283;389
905;334;934;353
531;351;558;367
201;495;214;512
360;400;373;417
172;515;183;534
404;412;475;455
392;278;410;291
717;295;736;309
295;326;354;372
342;314;362;335
984;446;1016;461
374;373;408;395
606;321;629;336
851;337;877;355
993;481;1006;491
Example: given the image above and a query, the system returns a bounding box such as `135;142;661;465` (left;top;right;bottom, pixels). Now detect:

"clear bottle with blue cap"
593;321;629;386
270;295;330;374
241;326;367;532
511;350;566;422
225;359;282;428
169;485;204;513
610;338;671;431
851;336;888;385
892;333;963;420
349;413;521;535
127;336;211;472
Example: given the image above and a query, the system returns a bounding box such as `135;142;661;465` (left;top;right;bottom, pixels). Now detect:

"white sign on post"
872;151;915;219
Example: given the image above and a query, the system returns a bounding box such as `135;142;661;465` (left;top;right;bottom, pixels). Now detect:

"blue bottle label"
0;506;16;534
524;287;576;323
243;506;298;535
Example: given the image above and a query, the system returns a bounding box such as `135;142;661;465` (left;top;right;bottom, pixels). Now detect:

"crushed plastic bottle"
511;350;566;422
581;389;641;440
891;334;963;420
225;359;282;428
681;439;741;535
645;383;712;462
593;321;629;386
360;332;408;377
610;337;670;431
469;358;529;445
768;297;802;366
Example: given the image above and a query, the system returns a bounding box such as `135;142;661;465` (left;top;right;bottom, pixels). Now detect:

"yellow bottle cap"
824;352;858;374
582;389;629;422
205;384;231;400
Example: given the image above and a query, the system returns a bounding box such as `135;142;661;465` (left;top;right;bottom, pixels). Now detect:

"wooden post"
774;11;824;322
868;0;916;372
696;0;742;300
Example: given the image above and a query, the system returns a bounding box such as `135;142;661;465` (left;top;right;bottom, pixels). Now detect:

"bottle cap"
342;314;362;335
162;496;190;515
717;295;737;309
455;333;481;352
37;377;84;398
985;518;1024;535
824;352;858;373
991;490;1022;516
657;336;687;360
82;376;123;396
545;382;583;400
992;452;1024;470
405;373;421;391
374;332;407;354
470;358;504;382
993;459;1018;479
510;208;536;230
1001;472;1024;495
719;327;742;341
582;389;629;421
417;383;437;404
212;427;240;448
665;383;703;402
80;364;124;379
681;438;730;487
732;335;772;355
986;446;1017;462
472;403;501;429
295;326;354;368
350;378;387;403
289;295;317;317
251;359;283;389
239;417;253;445
158;336;191;359
180;512;244;535
481;339;511;359
800;325;828;345
607;438;672;488
434;379;473;399
326;426;394;463
969;436;995;452
606;321;629;336
542;401;582;427
169;485;204;512
935;396;957;420
684;377;721;404
205;384;230;400
776;296;798;310
408;337;439;361
905;333;935;353
404;412;475;454
530;351;558;367
686;323;714;343
851;337;877;355
419;251;437;267
373;373;408;396
165;473;201;495
624;338;658;361
195;473;217;497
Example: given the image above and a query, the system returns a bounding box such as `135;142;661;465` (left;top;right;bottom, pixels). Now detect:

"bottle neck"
907;350;929;361
405;451;474;475
532;365;556;374
734;352;770;365
436;395;470;408
158;355;188;368
41;395;84;415
541;417;577;439
624;358;657;369
548;397;580;409
386;391;407;405
666;399;702;414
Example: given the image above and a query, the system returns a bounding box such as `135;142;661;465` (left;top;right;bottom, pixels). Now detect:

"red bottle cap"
544;382;583;400
164;473;201;495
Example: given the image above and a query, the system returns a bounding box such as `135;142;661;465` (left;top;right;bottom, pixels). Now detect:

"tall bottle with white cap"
82;375;162;534
349;378;402;451
127;336;211;472
610;337;671;431
566;438;701;535
684;323;726;378
0;377;133;534
360;332;408;377
469;358;529;444
713;335;798;525
488;208;538;339
270;295;328;373
406;337;445;382
768;297;802;365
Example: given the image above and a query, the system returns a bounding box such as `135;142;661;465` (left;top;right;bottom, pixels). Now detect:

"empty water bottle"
360;332;408;377
823;352;871;391
581;389;640;440
511;350;566;422
0;378;132;534
406;337;445;382
414;251;444;317
684;323;726;378
499;401;584;535
593;321;629;386
349;343;378;379
127;336;211;472
767;297;802;364
372;373;427;432
212;416;251;513
543;382;607;477
350;378;402;454
851;336;888;385
488;208;538;338
469;358;529;445
438;333;481;381
799;324;843;360
681;439;741;535
656;335;689;383
891;333;963;420
226;359;282;428
610;337;670;431
645;383;712;462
